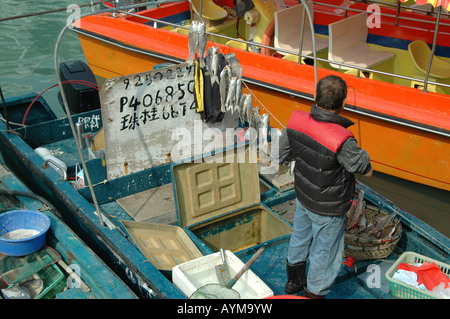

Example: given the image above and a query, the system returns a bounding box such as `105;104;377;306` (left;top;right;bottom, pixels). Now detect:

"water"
0;0;92;118
0;1;448;237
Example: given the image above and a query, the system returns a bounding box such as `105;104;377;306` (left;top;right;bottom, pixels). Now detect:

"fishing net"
344;205;402;261
190;283;241;299
189;245;265;299
0;246;60;286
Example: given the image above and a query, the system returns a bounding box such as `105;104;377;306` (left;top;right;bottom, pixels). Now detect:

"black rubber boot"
304;289;326;299
284;260;306;294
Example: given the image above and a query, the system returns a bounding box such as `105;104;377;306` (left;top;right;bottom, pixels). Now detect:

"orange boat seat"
225;39;249;51
408;40;450;80
274;2;328;59
190;0;227;25
328;12;394;70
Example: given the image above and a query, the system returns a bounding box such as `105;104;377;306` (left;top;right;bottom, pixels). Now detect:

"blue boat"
0;159;137;299
0;84;448;299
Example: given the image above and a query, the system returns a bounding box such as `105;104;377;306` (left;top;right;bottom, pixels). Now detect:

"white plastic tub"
173;250;273;299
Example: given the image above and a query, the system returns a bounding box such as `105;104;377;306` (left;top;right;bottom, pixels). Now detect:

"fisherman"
278;75;373;299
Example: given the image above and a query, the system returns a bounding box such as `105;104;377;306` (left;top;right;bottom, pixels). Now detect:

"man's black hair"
315;75;347;111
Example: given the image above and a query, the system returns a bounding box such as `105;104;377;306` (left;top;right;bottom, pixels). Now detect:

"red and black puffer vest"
287;106;355;216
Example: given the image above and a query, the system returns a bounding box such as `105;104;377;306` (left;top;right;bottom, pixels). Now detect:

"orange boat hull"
75;8;450;191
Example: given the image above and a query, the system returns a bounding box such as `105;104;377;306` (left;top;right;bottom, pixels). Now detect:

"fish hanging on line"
197;21;207;68
239;93;251;123
259;113;270;153
244;93;253;124
226;77;237;113
238;94;246;123
210;46;220;86
219;65;230;112
187;21;199;62
250;106;260;129
234;78;242;113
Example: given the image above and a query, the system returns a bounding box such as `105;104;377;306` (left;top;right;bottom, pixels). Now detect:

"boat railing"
272;44;450;89
370;0;450;19
110;6;450;95
42;158;68;181
315;1;450;28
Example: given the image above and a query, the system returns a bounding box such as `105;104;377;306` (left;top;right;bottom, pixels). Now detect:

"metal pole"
0;86;9;130
298;5;306;65
54;25;105;227
395;0;401;25
423;6;442;93
300;0;317;87
0;1;104;23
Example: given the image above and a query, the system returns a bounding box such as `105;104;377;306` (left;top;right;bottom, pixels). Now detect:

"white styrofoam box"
173;250;273;299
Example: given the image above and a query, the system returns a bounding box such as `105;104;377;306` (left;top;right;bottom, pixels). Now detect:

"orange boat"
72;0;450;190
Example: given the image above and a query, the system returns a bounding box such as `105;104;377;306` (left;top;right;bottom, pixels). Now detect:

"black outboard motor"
58;60;100;114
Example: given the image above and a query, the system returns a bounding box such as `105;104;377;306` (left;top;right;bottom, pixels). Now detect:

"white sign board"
100;62;239;180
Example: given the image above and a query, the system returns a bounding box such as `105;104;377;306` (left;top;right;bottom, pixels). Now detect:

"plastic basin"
0;210;51;256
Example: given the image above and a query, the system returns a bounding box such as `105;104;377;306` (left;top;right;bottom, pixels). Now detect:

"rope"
115;1;287;129
198;2;286;129
201;26;287;128
48;2;156;227
191;1;286;128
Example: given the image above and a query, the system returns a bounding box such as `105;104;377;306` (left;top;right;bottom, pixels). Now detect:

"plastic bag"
398;262;450;292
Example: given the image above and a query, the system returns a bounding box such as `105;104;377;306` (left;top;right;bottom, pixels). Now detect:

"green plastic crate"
385;251;450;299
35;263;66;299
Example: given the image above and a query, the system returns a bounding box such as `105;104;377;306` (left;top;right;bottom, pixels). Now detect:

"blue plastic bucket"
0;210;51;256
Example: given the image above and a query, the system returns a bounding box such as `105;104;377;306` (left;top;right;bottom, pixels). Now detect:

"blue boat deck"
5;127;450;298
237;240;397;299
0;161;137;299
0;95;448;299
89;172;448;299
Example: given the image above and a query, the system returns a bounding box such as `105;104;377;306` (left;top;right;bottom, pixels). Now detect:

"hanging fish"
259;113;270;153
234;78;242;113
244;93;253;124
239;93;250;123
210;46;220;86
197;21;207;68
187;21;199;62
226;77;237;113
250;106;260;129
205;46;212;72
219;65;230;112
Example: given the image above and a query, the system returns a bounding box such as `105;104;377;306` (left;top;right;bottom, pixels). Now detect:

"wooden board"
116;183;176;224
99;62;239;180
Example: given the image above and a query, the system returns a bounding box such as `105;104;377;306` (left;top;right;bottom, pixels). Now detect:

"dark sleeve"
336;137;372;175
277;128;293;165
